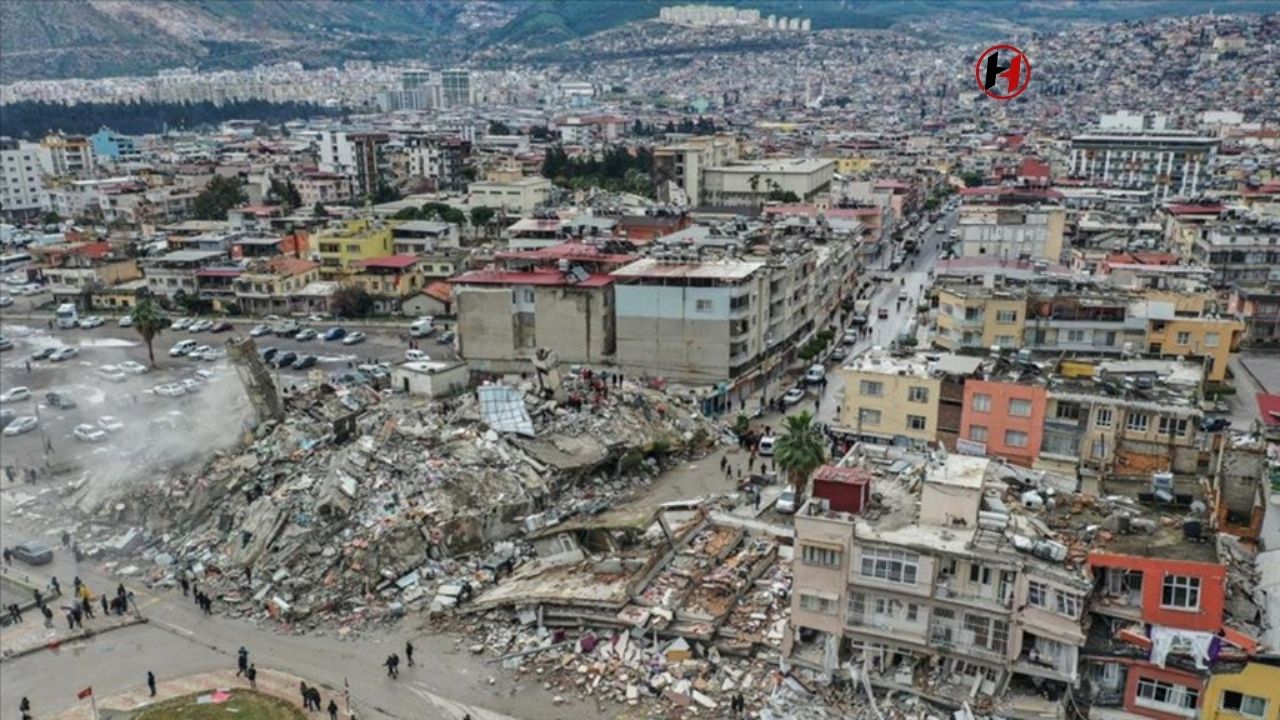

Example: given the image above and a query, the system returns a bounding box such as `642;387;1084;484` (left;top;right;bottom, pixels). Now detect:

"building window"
860;547;919;585
1009;399;1032;417
1055;591;1082;618
858;408;882;426
972;393;991;412
695;299;713;312
798;593;837;615
1095;407;1113;428
1066;329;1086;343
1161;575;1201;610
962;613;1009;655
907;415;927;431
1176;331;1191;345
905;603;918;622
1221;691;1268;719
1126;412;1150;432
1136;677;1198;715
1159;416;1189;437
996;309;1018;324
802;545;841;568
995;335;1015;347
1028;581;1048;608
1055;402;1082;421
908;386;929;403
969;425;989;443
860;380;884;397
1005;430;1029;448
1204;332;1220;348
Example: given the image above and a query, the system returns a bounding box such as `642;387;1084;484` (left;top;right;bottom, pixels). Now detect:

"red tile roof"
1018;157;1051;179
959;186;1063;200
423;281;452;302
1257;393;1280;428
264;256;319;275
451;269;613;288
812;465;874;485
1166;203;1223;216
71;241;112;260
494;242;635;264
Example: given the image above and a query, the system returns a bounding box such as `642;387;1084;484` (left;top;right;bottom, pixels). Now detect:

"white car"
342;331;367;346
804;364;825;384
195;369;217;380
775;489;799;515
199;348;226;361
406;349;430;361
782;387;807;406
98;416;124;433
0;386;32;403
294;328;318;341
79;315;105;328
189;344;213;359
118;315;134;327
180;378;202;393
50;347;79;362
169;340;198;357
0;337;12;351
3;416;38;436
249;323;272;337
74;423;108;443
119;360;148;375
154;383;186;398
0;296;13;307
758;436;776;457
170;317;192;331
97;365;128;382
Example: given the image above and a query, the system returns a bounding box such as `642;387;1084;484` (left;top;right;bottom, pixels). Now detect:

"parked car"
406;349;430;362
3;416;38;436
294;328;318;341
118;315;134;327
30;347;56;361
0;337;12;351
0;386;32;403
0;295;12;307
260;346;279;362
119;360;148;375
1199;416;1231;433
0;409;15;428
273;351;298;368
249;323;272;337
180;378;202;394
200;348;226;361
79;315;105;328
342;331;367;346
831;346;848;362
154;383;186;398
210;320;234;333
189;319;213;333
775;489;799;514
98;416;124;433
410;316;436;338
804;365;825;384
843;329;859;345
74;423;108;442
170;317;192;331
45;391;76;409
97;365;127;382
50;347;79;362
10;541;53;565
292;355;318;370
782;387;807;406
273;319;301;336
878;307;890;319
757;436;776;457
322;327;347;342
189;344;213;359
169;339;198;357
437;330;455;345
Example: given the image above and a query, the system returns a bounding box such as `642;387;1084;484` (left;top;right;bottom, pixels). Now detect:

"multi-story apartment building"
397;132;471;192
612;257;769;384
653;134;740;206
1023;290;1149;357
1159;202;1223;257
1200;660;1280;720
38;133;95;178
88;127;141;164
838;352;942;448
789;452;1092;719
318;131;390;199
0;136;49;220
313;219;393;278
1068;131;1219;202
233;256;321;316
959;377;1048;468
346;255;427;314
1192;217;1280;289
935;285;1027;351
140;249;227;299
33;241;141;306
451;267;615;372
441;68;472;108
296;171;353;209
955;187;1066;263
1144;313;1243;382
391;220;460;254
468;176;552;214
1229;284;1280;348
700;159;835;207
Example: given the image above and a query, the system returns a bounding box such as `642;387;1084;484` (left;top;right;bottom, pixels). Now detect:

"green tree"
469;206;496;235
191;175;247;220
332;286;374;318
774;411;826;495
767;189;801;203
961;170;986;188
41;211;60;225
392;207;422;220
130;296;167;368
488;120;512;136
313;202;327;218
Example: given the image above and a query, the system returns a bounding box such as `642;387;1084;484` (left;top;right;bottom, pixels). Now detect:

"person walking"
50;576;60;595
327;699;339;720
82;595;94;619
180;576;190;597
405;640;415;667
237;646;249;677
246;663;258;689
385;653;400;679
41;604;53;628
147;671;157;697
101;595;109;616
300;682;310;709
307;687;322;711
2;547;11;565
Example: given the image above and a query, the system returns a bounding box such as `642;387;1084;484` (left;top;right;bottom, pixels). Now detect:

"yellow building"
933;286;1027;352
838;352;941;447
1145;315;1243;382
833;157;877;176
314;219;393;278
347;255;427;314
1201;660;1280;720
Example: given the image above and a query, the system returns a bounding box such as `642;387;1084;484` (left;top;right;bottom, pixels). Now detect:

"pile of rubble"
73;372;722;632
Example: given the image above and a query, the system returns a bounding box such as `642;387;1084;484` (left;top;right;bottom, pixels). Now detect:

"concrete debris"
69;372;720;633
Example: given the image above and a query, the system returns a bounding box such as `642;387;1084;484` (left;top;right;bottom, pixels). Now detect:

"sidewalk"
0;605;145;661
51;667;355;720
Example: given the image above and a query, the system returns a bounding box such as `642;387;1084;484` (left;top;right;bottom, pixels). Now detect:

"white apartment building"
956;188;1067;263
467;176;552;214
0;137;49;219
653;135;740;207
1068;131;1219;202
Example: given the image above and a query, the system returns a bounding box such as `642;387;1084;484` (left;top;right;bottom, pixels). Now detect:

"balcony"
933;581;1013;613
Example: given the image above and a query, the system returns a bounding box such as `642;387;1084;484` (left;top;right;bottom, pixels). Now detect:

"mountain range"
2;0;1277;83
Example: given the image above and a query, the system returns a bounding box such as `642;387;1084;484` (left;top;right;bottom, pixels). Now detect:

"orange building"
958;378;1047;467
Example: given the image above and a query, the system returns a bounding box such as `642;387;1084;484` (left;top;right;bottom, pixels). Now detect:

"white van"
168;339;198;357
758;436;776;457
409;316;436;338
805;364;825;384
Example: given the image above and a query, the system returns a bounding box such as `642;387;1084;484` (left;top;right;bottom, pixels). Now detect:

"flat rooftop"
611;257;766;281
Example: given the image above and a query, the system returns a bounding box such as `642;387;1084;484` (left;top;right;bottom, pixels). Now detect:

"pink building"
958;379;1047;467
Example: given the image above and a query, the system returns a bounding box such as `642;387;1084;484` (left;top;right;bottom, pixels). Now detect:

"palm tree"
130;296;166;368
774;411;826;496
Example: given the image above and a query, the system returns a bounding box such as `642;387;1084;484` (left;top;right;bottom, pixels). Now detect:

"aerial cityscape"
1;2;1278;720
